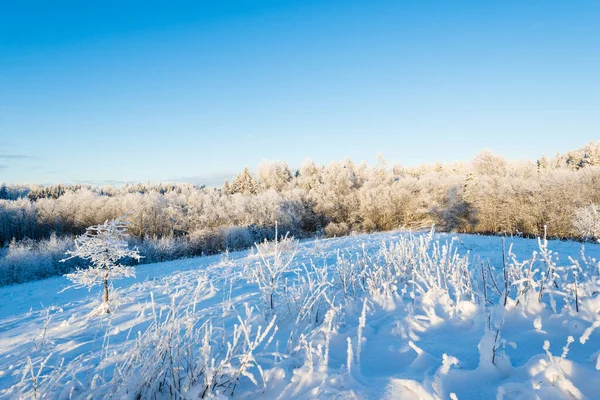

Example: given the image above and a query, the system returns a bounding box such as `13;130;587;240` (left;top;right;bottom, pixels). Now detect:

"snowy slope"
1;231;600;399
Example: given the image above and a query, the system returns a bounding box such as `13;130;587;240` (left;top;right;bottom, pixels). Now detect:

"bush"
573;204;600;241
324;222;350;238
134;236;190;263
223;226;253;251
0;234;82;285
187;228;224;255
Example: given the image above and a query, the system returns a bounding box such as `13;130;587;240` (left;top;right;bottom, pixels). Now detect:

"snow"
1;230;600;399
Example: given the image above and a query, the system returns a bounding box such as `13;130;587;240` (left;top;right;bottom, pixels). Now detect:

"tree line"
1;142;599;285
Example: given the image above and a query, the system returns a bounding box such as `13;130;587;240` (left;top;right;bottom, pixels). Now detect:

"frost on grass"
3;230;600;399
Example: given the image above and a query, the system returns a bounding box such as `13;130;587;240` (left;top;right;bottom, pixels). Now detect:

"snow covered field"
1;230;600;399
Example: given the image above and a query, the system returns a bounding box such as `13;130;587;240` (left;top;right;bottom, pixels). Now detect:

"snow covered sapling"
61;216;141;314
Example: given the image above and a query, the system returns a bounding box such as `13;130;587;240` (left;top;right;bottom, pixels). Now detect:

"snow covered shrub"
62;216;141;314
324;222;350;238
573;204;600;241
255;231;298;257
0;234;77;286
224;226;253;251
0;238;51;285
431;186;478;232
188;228;225;255
135;235;189;263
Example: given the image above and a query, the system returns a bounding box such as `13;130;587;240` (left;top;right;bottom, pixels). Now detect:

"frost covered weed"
254;229;298;257
8;229;600;399
349;230;474;319
309;236;331;257
355;298;367;367
329;229;600;373
33;307;59;351
14;278;278;399
18;356;49;399
251;230;298;312
285;261;332;347
528;337;584;399
108;301;277;399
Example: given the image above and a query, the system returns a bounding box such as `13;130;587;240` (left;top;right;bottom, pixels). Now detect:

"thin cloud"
0;164;7;169
69;179;132;187
171;172;235;187
0;154;36;160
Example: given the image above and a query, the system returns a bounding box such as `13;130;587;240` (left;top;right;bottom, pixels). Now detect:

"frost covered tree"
5;142;600;287
61;216;141;313
296;160;322;191
222;179;232;195
0;184;8;200
231;167;258;195
256;160;293;192
573;204;600;241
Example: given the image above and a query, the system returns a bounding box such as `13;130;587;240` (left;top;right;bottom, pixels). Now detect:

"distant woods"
1;142;600;285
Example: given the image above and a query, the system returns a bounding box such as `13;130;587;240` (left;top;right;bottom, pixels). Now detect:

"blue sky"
1;0;599;186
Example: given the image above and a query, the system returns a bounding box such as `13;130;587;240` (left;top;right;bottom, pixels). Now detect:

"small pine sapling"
61;216;141;314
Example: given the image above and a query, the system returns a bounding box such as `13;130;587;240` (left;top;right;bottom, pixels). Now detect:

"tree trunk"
103;276;110;314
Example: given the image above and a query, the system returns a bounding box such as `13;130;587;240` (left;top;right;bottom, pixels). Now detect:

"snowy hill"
1;231;600;399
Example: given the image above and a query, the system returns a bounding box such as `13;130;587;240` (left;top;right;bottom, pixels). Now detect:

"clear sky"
1;0;599;186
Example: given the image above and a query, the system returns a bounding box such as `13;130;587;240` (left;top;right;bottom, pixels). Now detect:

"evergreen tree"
222;180;231;195
231;167;257;195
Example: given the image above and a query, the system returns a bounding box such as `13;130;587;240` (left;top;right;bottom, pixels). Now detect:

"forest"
1;141;599;286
